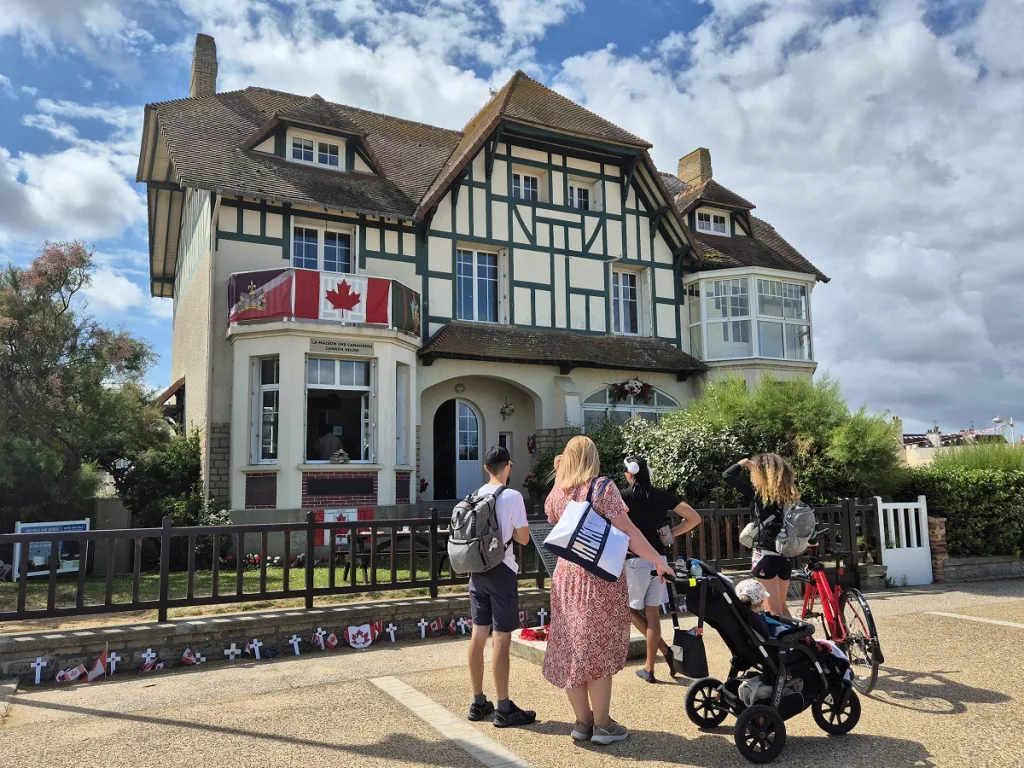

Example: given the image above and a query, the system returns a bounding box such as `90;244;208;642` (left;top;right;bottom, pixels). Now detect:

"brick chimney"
189;33;218;99
677;147;712;188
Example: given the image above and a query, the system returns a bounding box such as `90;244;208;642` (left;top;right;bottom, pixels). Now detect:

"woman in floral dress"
542;436;674;745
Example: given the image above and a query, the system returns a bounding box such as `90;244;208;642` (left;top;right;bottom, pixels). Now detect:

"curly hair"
748;453;800;506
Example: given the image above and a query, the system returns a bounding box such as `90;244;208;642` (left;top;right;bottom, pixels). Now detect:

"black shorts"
469;565;520;633
751;550;793;580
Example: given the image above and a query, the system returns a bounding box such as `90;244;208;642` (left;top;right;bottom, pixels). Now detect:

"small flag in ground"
55;663;87;683
519;610;530;627
447;618;458;635
429;618;445;634
86;650;107;682
325;631;339;649
181;648;199;665
312;628;326;650
140;661;165;672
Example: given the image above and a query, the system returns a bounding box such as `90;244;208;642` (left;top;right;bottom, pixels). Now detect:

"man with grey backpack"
448;445;535;727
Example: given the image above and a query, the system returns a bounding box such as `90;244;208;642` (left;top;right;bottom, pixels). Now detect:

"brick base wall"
943;556;1024;583
396;471;411;504
301;472;378;508
532;427;580;455
928;517;947;583
207;423;231;507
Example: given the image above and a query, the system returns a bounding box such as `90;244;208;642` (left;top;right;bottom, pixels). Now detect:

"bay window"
252;356;279;464
705;278;752;358
756;279;811;360
456;249;499;323
306;357;373;462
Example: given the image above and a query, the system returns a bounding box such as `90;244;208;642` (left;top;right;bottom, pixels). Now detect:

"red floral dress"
542;477;631;689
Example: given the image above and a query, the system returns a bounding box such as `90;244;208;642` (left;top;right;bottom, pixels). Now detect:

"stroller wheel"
734;705;786;764
812;690;861;735
685;677;728;728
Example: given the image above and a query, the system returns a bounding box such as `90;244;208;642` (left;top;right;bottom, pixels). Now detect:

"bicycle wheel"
838;588;880;693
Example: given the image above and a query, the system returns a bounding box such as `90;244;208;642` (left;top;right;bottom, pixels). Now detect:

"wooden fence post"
158;516;171;622
428;508;439;599
305;510;315;610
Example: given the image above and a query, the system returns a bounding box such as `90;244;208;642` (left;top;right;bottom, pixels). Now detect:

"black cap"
483;445;511;465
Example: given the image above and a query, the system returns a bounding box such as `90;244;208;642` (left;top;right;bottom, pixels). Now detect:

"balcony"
228;268;421;337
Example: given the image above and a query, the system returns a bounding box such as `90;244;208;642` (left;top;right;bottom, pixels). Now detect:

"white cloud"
0;74;13;97
0;0;153;54
84;252;172;321
21;85;37;96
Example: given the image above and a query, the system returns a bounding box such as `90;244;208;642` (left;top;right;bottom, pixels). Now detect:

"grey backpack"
774;502;816;557
447;487;509;574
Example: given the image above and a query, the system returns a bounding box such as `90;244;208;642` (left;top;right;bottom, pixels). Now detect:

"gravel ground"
1;579;1021;767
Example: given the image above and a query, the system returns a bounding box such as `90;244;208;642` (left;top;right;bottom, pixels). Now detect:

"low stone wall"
0;590;551;685
943;556;1024;583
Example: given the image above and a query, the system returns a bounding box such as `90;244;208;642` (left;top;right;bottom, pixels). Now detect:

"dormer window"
318;142;340;167
697;211;728;235
288;130;345;170
292;137;314;162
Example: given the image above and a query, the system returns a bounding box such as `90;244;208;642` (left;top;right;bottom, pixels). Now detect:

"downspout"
204;191;219;502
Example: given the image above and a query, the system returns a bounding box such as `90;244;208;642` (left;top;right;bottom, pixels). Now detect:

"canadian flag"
519;610;530;628
140;661;165;672
86;650;107;682
429;618;444;634
447;618;458;635
181;648;199;665
325;631;339;649
344;621;383;649
317;274;391;324
55;663;87;683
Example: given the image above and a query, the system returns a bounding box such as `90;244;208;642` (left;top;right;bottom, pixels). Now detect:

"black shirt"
623;485;681;556
723;463;785;552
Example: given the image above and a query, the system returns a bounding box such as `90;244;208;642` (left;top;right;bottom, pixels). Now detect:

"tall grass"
933;442;1024;472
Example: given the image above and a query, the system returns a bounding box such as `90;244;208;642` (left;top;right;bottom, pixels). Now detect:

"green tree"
0;242;168;526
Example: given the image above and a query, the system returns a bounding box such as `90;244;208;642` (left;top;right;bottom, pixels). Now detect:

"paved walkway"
2;579;1022;767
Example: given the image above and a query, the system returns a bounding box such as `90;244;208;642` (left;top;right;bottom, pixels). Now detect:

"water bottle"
689;560;703;578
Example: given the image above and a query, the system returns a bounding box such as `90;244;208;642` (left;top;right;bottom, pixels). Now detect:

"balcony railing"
228;268;422;337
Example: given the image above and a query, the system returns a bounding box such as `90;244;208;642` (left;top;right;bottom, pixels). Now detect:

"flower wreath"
609;378;654;405
519;626;549;642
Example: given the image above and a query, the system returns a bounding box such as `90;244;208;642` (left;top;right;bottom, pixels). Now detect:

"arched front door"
433;398;482;499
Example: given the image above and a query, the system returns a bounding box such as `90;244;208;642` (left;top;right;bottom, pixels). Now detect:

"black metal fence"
0;500;880;625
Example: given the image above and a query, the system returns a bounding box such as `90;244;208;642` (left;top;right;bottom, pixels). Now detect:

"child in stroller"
668;560;861;764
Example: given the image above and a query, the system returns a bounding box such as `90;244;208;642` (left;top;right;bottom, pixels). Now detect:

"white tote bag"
543;478;629;582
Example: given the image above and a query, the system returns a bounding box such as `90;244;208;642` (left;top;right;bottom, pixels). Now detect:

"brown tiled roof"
673;178;755;215
420;322;706;374
144;87;461;219
688;222;829;282
417;71;651;217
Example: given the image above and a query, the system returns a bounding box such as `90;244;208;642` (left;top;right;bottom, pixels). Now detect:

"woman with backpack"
543;436;674;745
723;454;801;618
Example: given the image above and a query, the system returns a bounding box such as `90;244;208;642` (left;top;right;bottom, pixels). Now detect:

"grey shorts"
469;565;520;633
625;555;668;610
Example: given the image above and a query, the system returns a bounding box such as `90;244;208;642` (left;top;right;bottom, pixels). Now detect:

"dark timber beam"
418;203;439;244
486;124;505;180
559;363;575;375
621;156;639;203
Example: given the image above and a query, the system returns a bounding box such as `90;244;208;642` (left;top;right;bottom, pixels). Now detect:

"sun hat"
735;579;770;604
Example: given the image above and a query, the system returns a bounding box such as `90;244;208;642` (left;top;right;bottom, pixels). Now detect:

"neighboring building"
138;35;827;510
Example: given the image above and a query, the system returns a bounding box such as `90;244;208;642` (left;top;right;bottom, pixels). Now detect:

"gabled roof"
685;217;829;282
274;94;363;134
416;71;652;217
421;322;706;375
671;176;756;215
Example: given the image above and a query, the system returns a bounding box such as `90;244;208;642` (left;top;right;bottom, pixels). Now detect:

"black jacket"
723;463;785;553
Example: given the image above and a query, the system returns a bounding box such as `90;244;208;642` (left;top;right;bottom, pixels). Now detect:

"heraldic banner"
228;269;293;323
390;281;422;336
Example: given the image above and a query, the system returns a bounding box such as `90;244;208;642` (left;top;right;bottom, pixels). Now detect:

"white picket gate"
874;495;932;586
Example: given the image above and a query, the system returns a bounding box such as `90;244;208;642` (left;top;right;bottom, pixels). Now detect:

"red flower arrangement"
419;477;429;493
519;626;550;642
610;378;653;404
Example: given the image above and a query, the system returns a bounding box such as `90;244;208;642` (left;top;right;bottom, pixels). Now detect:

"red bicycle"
791;528;884;694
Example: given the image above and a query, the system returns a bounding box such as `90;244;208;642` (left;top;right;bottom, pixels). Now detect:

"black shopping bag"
668;579;709;678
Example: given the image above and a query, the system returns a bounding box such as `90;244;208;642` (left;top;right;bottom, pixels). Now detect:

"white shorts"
625;556;668;610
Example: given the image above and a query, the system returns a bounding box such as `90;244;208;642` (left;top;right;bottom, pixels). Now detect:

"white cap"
624;459;640;475
736;579;770;604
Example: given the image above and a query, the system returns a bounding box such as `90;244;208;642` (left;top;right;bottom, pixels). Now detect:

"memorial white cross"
108;652;122;675
248;638;263;660
417;618;429;639
194;653;207;664
141;648;157;665
385;623;397;643
289;634;302;655
31;657;45;686
538;608;548;626
224;643;241;661
313;628;326;649
456;617;470;635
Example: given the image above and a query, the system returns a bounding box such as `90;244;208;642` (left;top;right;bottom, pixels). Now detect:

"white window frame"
288;128;346;170
582;387;680;431
456;248;501;323
304;356;376;464
696;208;729;235
611;267;642;336
291;220;358;273
704;277;752;360
756;278;812;361
686;282;703;360
251;356;280;465
511;170;541;202
567;177;593;211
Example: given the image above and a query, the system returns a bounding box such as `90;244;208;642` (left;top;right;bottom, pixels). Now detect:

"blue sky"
1;0;1021;434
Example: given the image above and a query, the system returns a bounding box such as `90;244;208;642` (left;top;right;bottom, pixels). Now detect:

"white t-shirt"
477;482;529;573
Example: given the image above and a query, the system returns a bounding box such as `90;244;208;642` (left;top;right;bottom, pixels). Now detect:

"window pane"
583;409;606;432
293;227;319;269
757;279;784;317
759;320;785;358
614;271;638;334
457;402;479;461
783;283;808;320
324;232;351;273
637;411;658;423
338;360;356;386
689;324;703;360
785;324;811;360
612;273;621;333
261;357;279;385
569;186;589;210
713;214;727;234
583;389;609;405
456;250;474;321
353;361;370;386
706;278;748;319
306;358;318;385
292;137;313;162
512;174;521;199
477;252;498;322
608;409;631;425
524;176;538;200
697;211;711;232
260;390;279;460
318;142;340;166
654;391;679;408
687;284;701;324
706;320;752;358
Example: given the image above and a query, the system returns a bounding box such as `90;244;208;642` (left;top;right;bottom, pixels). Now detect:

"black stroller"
667;560;861;764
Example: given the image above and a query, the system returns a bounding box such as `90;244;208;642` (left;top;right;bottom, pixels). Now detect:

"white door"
455;401;481;498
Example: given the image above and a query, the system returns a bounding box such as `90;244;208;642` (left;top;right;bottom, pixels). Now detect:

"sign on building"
13;519;90;579
309;338;375;357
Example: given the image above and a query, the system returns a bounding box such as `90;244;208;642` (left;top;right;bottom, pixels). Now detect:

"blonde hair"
748;453;800;506
555;435;601;490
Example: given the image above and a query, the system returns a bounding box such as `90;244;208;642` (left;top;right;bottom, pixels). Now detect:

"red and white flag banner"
316;274;391;324
181;648;199;666
55;663;87;683
86;651;107;682
325;631;339;649
428;618;444;635
344;621;383;649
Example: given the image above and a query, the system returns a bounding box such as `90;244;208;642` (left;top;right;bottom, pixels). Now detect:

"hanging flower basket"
499;397;515;421
610;378;654;405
